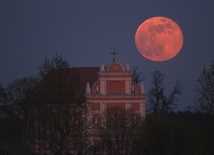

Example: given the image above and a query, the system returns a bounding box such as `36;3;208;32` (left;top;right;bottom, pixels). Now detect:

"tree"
0;83;13;117
134;115;206;155
27;53;91;154
96;107;142;155
0;83;29;153
0;83;7;105
131;67;145;85
7;76;39;116
38;53;69;79
195;61;214;114
148;71;182;114
6;76;39;148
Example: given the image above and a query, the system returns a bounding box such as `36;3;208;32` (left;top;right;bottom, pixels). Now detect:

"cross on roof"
110;48;118;62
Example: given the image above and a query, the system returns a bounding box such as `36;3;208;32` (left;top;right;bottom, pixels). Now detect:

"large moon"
135;16;183;61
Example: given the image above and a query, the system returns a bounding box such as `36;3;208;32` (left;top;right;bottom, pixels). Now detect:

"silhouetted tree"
195;61;214;114
6;76;39;150
7;76;39;116
0;83;29;153
148;71;182;114
27;54;92;154
132;67;145;85
0;117;29;154
0;83;12;117
0;83;7;105
38;53;69;79
134;115;206;155
168;111;214;155
96;107;142;155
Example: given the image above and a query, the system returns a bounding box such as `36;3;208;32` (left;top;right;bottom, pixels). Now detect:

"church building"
83;62;146;120
26;53;146;154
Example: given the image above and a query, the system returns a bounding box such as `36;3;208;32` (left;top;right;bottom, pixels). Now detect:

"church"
27;53;146;154
82;62;146;120
75;51;146;121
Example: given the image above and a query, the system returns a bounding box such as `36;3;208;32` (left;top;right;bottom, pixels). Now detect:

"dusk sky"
1;1;214;110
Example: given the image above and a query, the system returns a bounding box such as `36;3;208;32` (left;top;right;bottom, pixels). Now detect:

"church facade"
85;62;146;120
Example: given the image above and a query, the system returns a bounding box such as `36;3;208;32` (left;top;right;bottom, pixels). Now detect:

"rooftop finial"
85;82;91;94
110;48;118;62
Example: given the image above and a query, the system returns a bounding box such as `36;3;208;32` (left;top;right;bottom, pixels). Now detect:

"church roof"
75;67;99;88
29;67;100;103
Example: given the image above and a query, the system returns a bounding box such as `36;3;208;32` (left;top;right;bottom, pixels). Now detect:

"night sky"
1;1;214;110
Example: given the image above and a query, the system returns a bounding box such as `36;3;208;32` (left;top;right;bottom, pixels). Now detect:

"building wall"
86;62;146;118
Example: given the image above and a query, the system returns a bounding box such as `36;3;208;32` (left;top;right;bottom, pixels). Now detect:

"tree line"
0;54;214;154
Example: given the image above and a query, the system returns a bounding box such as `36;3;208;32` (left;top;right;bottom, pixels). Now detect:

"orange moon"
135;16;183;61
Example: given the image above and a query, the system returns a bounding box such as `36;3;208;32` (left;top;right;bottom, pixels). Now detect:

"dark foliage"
95;107;142;155
7;76;38;116
168;111;214;155
134;114;207;155
0;83;7;105
26;53;91;154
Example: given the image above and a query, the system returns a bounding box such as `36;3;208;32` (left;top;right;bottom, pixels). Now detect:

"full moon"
135;16;183;61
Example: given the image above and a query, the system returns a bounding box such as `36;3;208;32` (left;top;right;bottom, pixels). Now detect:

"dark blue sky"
1;1;214;110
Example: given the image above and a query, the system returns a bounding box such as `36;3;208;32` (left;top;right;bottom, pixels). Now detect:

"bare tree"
195;61;214;114
1;77;38;149
7;76;39;116
38;53;69;79
132;67;145;85
27;53;92;154
96;107;142;155
148;71;182;114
